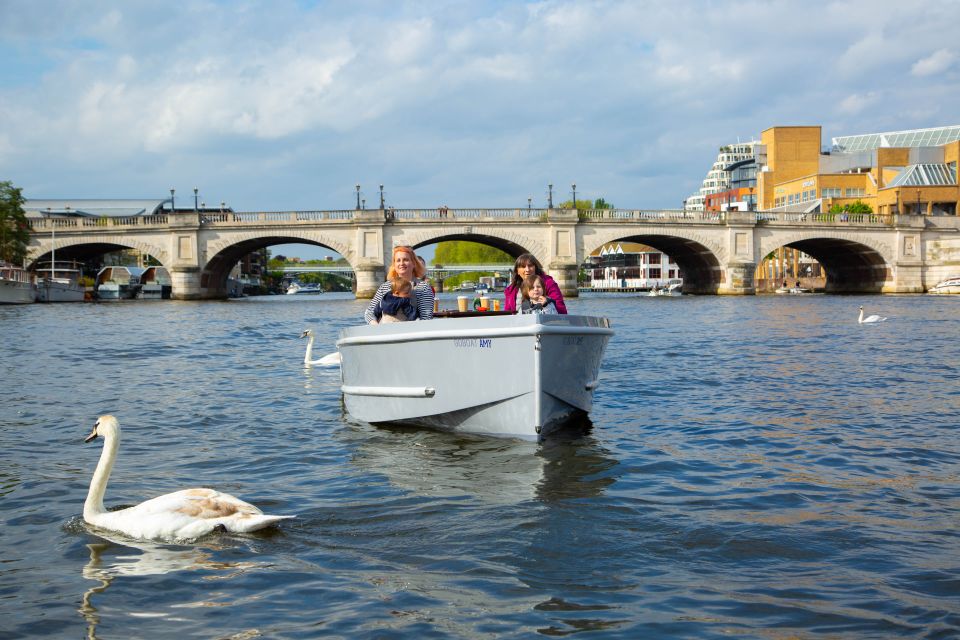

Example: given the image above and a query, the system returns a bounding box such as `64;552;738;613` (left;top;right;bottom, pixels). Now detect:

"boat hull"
337;314;613;440
929;278;960;294
0;280;36;304
38;279;85;303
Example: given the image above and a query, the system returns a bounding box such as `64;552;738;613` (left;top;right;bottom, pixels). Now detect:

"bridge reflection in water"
27;207;955;299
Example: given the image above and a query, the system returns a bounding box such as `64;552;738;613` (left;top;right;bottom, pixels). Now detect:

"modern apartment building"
684;141;759;211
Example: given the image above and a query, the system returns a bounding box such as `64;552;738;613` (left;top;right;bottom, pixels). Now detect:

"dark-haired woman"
502;253;567;314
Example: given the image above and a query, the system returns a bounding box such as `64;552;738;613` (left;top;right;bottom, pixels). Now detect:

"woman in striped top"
364;245;435;324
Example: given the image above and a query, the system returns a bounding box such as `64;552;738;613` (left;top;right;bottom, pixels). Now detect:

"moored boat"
36;262;85;303
96;266;144;300
137;266;172;300
0;262;37;304
337;313;613;440
929;276;960;294
286;282;323;295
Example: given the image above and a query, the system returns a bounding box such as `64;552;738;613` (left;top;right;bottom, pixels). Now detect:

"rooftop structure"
831;125;960;153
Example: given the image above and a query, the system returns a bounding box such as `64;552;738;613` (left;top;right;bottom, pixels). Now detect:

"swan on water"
300;329;341;366
83;415;294;541
858;305;887;324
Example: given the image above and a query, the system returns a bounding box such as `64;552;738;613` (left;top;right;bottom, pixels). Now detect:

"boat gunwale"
337;321;614;348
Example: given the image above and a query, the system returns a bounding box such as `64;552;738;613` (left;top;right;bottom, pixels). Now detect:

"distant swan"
300;329;341;366
858;305;887;324
83;415;294;541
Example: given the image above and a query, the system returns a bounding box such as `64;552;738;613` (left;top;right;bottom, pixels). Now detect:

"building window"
844;187;865;197
649;268;661;279
822;187;841;198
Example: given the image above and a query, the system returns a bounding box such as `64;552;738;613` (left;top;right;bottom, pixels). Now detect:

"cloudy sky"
2;0;958;216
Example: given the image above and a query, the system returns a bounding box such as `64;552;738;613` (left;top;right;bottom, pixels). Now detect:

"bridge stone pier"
26;206;960;300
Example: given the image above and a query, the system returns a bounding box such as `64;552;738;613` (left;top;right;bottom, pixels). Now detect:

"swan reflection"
79;530;261;639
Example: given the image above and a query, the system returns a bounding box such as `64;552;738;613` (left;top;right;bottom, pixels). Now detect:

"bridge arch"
202;232;354;297
757;232;893;293
26;236;170;269
583;229;727;294
397;229;547;263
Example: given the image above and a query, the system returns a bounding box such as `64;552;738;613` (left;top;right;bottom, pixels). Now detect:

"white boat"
459;281;477;292
96;266;144;300
929;276;960;294
286;282;323;295
137;266;172;300
337;313;613;440
37;264;85;303
648;280;683;296
0;262;37;304
775;286;812;294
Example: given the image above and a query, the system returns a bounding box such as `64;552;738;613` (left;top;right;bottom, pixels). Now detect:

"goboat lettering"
454;338;493;348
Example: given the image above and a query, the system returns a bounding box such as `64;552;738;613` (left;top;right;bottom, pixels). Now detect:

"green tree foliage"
557;197;614;210
828;200;873;214
433;241;511;265
0;181;29;264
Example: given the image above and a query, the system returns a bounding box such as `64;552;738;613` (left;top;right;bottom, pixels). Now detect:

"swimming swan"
300;329;341;366
858;306;887;324
83;415;294;541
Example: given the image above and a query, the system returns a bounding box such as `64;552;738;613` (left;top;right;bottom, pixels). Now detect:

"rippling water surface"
1;293;958;638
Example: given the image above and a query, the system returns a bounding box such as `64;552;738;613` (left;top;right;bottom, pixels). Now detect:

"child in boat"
375;278;418;323
519;275;559;314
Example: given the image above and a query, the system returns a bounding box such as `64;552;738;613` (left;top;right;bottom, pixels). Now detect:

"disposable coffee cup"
492;300;500;311
457;296;469;312
480;296;490;309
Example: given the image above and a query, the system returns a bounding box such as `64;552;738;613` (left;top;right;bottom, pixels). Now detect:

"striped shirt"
364;279;435;324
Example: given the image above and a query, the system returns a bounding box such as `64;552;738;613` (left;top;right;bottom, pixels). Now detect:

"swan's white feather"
300;328;340;367
83;415;293;542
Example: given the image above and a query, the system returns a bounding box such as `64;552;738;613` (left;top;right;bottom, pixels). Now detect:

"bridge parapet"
755;211;895;226
581;208;724;223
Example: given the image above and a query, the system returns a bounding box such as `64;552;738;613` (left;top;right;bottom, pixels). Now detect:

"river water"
1;292;958;638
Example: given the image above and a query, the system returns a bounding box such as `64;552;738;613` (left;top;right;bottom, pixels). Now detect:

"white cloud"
1;0;959;210
911;48;957;76
838;92;880;115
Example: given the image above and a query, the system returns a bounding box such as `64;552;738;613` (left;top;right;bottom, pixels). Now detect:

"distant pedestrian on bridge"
364;246;435;324
503;253;567;314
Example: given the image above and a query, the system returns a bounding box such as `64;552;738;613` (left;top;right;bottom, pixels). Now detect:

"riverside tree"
0;181;29;265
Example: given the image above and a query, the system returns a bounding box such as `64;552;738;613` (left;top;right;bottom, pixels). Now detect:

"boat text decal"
454;338;493;348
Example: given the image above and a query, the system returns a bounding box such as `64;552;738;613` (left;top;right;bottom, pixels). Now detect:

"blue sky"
2;0;959;259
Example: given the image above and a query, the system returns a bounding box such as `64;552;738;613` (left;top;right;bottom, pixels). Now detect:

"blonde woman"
363;246;435;324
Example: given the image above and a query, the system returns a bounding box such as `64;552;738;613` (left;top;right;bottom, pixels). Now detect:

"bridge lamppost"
916;189;922;216
572;183;577;211
169;188;175;213
355;184;361;209
193;187;199;214
528;196;532;211
379;184;385;210
548;183;553;209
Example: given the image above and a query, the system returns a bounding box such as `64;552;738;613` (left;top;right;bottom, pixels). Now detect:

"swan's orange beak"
84;425;99;443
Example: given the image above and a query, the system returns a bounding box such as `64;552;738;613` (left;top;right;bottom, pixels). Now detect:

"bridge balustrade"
755;212;893;225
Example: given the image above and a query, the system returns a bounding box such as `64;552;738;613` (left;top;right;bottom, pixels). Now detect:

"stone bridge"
26;207;960;299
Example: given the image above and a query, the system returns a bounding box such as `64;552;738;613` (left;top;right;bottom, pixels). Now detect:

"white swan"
858;305;887;324
300;329;341;366
83;415;294;541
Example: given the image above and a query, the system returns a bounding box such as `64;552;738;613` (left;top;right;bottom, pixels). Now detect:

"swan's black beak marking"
84;423;100;443
300;330;309;338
